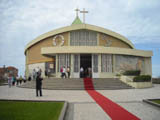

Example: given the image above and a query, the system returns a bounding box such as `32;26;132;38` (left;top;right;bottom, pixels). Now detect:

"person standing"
16;76;19;86
62;66;67;78
19;75;23;84
47;69;50;78
80;67;84;78
88;67;92;78
23;77;26;83
67;66;70;78
12;76;16;86
36;72;43;97
28;75;31;81
45;69;48;78
8;75;12;88
32;69;36;80
60;66;63;78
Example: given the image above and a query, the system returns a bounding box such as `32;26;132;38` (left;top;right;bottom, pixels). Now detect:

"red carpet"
83;78;140;120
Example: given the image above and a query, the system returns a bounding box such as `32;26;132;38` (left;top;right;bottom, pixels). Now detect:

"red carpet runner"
83;78;140;120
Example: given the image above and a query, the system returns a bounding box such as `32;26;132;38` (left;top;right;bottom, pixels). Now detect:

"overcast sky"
0;0;160;77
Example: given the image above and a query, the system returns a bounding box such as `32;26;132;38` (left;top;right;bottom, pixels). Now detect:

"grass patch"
0;101;64;120
151;100;160;104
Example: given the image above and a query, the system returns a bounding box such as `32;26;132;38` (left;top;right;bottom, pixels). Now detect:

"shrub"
133;75;151;82
123;70;141;76
116;73;121;76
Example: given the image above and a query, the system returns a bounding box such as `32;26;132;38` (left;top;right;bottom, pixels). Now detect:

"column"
98;54;101;76
112;54;116;73
70;54;74;78
56;54;59;77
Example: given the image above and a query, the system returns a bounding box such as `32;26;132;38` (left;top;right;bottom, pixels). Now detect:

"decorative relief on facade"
102;34;112;47
115;55;144;74
53;35;64;46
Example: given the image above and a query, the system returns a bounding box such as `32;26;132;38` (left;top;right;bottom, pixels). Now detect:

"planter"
120;75;152;88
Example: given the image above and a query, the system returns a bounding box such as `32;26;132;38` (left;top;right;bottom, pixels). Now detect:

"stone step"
19;78;133;90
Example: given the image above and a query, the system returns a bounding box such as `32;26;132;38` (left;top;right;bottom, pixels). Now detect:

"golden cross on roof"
80;8;88;24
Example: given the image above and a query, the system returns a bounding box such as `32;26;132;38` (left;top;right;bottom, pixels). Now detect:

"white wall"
28;63;45;78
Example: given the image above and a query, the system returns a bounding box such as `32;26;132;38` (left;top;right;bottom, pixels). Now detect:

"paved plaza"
0;84;160;120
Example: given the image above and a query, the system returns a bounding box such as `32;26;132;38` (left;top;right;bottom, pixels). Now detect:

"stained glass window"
70;30;97;46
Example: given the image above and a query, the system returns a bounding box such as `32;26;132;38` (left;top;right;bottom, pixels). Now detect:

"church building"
25;9;153;78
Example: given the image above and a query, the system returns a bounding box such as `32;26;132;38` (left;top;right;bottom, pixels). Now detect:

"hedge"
133;75;151;82
123;70;141;76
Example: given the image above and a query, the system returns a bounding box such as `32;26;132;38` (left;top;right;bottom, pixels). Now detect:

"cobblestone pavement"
0;84;160;120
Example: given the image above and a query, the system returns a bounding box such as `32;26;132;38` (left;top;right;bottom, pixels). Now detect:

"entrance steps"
20;78;133;90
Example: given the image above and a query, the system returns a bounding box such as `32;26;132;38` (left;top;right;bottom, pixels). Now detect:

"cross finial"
80;8;88;24
75;8;80;17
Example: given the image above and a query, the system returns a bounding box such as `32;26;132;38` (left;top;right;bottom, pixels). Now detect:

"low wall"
120;75;152;88
152;78;160;84
128;82;152;89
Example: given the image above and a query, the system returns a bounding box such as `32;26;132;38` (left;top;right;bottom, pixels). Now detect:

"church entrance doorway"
80;54;92;78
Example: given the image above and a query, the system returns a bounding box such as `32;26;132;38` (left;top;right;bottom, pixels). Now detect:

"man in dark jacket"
36;72;43;97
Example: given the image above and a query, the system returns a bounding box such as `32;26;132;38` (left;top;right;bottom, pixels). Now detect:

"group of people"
60;66;92;78
31;68;42;81
80;67;92;78
8;75;24;88
60;66;70;78
7;67;43;97
27;67;43;97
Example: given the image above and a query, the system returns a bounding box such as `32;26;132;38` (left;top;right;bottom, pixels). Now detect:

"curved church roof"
25;21;134;54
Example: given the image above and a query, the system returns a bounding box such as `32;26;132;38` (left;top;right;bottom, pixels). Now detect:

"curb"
59;101;68;120
0;99;65;103
143;99;160;108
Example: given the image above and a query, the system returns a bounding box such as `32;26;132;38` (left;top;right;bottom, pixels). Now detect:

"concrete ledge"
143;99;160;108
59;101;68;120
128;82;152;89
120;76;152;88
0;99;65;102
41;46;152;57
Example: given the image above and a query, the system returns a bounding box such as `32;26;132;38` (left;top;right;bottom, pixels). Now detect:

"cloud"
0;0;160;76
126;0;160;12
